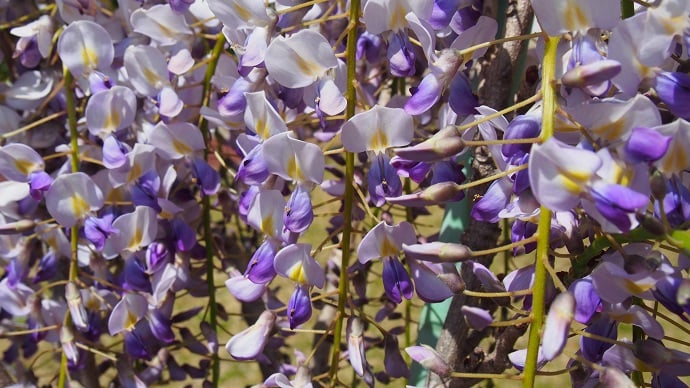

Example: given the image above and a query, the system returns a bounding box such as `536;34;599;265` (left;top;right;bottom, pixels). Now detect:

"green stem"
199;34;226;388
328;1;360;385
522;35;559;388
57;67;82;388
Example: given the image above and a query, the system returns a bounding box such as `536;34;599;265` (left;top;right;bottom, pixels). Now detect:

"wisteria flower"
358;221;416;303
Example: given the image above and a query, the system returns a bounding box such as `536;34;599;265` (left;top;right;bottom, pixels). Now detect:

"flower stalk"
199;33;226;388
522;34;559;387
57;66;80;388
328;0;360;384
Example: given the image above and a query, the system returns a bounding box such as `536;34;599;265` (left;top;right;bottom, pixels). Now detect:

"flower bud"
60;325;79;364
461;306;493;330
635;212;666;236
225;310;275;360
542;292;575;361
66;282;89;331
347;316;367;376
561;59;621;88
0;219;35;235
650;172;667;201
403;242;472;263
405;345;451;378
438;263;465;294
386;181;463;207
394;126;465;162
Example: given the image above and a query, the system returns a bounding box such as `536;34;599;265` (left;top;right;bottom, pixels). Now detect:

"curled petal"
225;273;267;302
542;292;575;361
347;317;367;376
405;73;441;115
225;310;275;360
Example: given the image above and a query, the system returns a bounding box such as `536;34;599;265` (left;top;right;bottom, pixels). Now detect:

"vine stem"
522;34;559;387
328;0;360;385
58;67;81;388
199;33;226;388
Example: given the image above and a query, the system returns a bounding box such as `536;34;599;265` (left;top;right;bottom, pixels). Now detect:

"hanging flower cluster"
1;0;690;386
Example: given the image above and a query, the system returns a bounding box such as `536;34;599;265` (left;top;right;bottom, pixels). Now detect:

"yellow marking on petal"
262;215;275;237
611;164;632;187
369;129;388;152
256;117;268;139
287;263;307;284
172;139;192;155
563;1;589;32
559;169;592;194
623;279;654;295
128;163;142;183
143;67;162;88
14;159;36;176
104;110;121;132
662;15;688;35
660;140;688;173
71;194;90;217
592;118;625;141
232;3;252;20
125;310;139;330
81;47;98;71
128;228;143;250
295;54;321;78
389;1;407;32
287;154;304;181
380;236;399;258
85;298;100;310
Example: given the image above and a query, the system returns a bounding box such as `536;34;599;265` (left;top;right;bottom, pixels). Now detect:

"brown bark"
427;1;535;387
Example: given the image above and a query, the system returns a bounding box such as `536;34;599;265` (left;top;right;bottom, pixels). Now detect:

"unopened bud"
405;345;451;378
394;126;465;162
542;292;575;361
461;306;493;330
562;60;621;88
635;212;666;236
650;172;667;201
0;219;36;235
66;282;89;331
403;242;472;263
439;263;465;294
347;317;367;377
386;182;463;207
60;325;79;364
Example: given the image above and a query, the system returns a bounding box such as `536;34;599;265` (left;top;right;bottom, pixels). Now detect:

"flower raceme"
4;0;690;386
